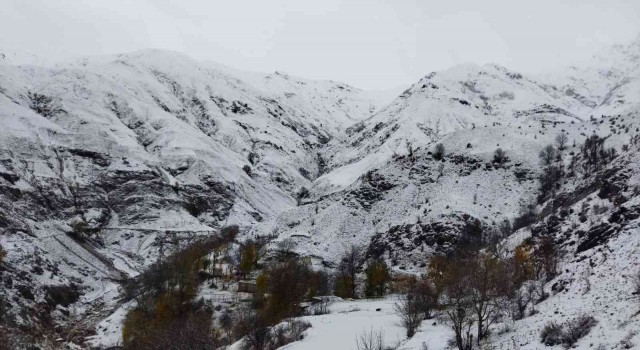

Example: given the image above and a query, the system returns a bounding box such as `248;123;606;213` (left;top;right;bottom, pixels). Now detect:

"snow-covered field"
245;297;453;350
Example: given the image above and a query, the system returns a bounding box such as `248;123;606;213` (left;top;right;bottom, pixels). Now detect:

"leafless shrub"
271;320;312;349
563;315;597;347
309;299;332;315
355;327;385;350
540;315;597;348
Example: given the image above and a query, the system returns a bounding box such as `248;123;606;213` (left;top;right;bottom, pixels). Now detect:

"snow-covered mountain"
1;34;640;349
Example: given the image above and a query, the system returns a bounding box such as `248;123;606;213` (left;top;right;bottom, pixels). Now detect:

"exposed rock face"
367;213;485;266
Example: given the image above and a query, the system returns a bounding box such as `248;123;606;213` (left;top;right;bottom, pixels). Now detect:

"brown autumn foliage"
121;228;237;349
364;258;390;298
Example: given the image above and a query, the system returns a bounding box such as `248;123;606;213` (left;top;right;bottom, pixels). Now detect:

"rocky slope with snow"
1;35;640;348
0;49;389;347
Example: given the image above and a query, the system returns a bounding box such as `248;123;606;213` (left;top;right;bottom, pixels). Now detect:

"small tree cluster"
236;237;269;278
427;252;508;348
257;258;319;323
122;230;237;349
238;242;257;278
538;165;563;203
537;144;564;203
580;135;616;175
512;201;537;232
236;256;323;349
423;235;558;348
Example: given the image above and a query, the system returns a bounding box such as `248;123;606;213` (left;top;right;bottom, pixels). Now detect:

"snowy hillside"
0;49;392;347
1;35;640;349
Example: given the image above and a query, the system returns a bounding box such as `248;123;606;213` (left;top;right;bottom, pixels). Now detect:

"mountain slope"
0;49;386;347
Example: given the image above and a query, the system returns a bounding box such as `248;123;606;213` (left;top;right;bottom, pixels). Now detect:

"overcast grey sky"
1;0;639;89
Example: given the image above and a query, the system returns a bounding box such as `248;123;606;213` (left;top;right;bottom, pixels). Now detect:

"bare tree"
555;133;568;150
441;259;474;350
539;144;557;166
412;277;438;319
468;254;507;344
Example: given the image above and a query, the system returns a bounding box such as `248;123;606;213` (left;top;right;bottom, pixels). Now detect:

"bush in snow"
540;315;598;348
271;319;312;349
0;244;5;264
563;315;597;347
248;152;259;165
433;143;445;160
493;148;507;166
540;321;564;346
185;196;208;217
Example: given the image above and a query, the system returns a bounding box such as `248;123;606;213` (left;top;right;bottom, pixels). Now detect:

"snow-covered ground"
222;297;451;350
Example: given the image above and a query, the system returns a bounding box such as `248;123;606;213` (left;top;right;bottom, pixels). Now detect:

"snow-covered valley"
1;34;640;349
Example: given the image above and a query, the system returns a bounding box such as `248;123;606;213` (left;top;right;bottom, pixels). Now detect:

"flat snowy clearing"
281;297;450;350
